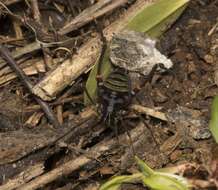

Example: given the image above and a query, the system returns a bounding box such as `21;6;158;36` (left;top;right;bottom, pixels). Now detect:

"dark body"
98;68;132;126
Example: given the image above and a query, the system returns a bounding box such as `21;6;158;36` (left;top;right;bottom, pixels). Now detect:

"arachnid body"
86;24;173;138
94;29;173;126
97;68;132;126
93;24;133;129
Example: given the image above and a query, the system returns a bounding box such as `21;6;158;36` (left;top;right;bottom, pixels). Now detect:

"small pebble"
204;54;214;64
170;150;182;161
12;163;16;168
192;128;211;140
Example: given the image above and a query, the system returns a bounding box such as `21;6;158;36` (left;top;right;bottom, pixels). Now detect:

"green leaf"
127;0;190;38
100;157;190;190
135;156;154;176
84;0;190;105
84;48;112;105
99;173;143;190
141;172;189;190
135;156;189;190
209;95;218;143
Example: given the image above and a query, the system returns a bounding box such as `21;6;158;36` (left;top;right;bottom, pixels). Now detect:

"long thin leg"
121;120;136;156
114;119;120;144
139;114;161;153
158;63;176;86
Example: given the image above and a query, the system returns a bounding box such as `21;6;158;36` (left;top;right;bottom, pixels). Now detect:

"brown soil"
0;0;218;190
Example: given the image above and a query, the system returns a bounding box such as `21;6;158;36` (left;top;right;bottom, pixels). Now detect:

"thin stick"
15;122;144;190
130;104;168;121
58;0;129;35
0;163;44;190
0;44;60;128
24;95;83;112
30;0;41;23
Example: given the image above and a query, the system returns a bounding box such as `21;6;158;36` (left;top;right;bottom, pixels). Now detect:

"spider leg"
121;119;136;156
158;63;175;86
113;117;120;144
105;115;120;145
138;113;161;154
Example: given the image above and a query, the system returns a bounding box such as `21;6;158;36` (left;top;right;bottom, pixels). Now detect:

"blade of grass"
135;156;189;190
84;48;111;105
99;173;143;190
127;0;190;38
135;156;154;176
209;95;218;143
141;173;189;190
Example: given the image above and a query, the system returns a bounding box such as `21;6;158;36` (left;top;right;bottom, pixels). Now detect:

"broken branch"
0;44;60;128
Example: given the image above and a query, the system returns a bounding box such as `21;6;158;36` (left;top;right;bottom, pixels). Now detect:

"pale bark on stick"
30;0;41;23
0;61;46;85
131;104;168;121
0;57;62;80
32;0;153;101
0;163;44;190
15;124;145;190
32;37;102;100
58;0;129;35
0;42;42;70
0;58;40;76
0;42;63;70
83;183;100;190
2;0;22;6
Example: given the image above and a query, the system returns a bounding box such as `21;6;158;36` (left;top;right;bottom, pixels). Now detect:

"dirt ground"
0;0;218;190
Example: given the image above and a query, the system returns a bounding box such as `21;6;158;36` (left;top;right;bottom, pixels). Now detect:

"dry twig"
0;163;44;190
130;104;168;121
59;0;130;35
0;45;60;128
15;123;145;190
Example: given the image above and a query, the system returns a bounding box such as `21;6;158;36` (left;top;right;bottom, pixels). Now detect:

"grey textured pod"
110;29;173;76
